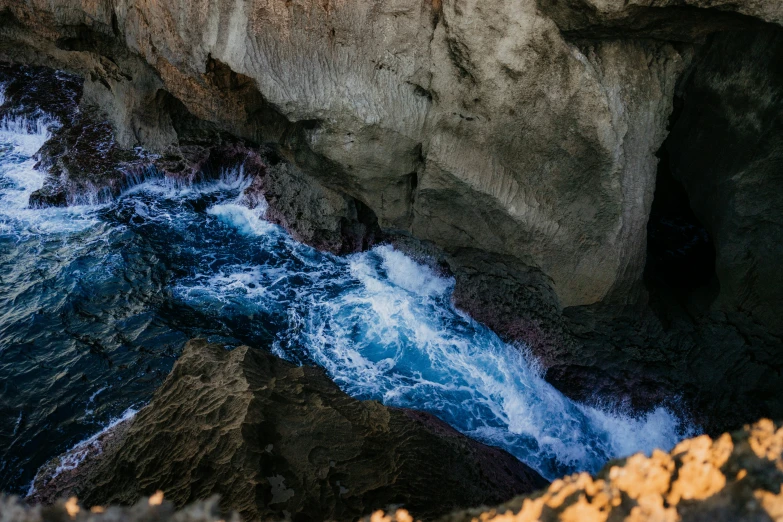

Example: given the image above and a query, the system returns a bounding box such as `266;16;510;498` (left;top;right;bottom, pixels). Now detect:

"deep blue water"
0;100;691;495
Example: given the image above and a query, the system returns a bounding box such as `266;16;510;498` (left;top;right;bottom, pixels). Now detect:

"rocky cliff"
28;339;546;521
1;0;782;429
9;419;783;521
398;419;783;522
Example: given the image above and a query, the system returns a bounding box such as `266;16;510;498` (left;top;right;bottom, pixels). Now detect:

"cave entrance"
644;128;718;308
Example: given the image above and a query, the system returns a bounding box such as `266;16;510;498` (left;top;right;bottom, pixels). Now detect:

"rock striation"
29;339;546;521
0;0;699;306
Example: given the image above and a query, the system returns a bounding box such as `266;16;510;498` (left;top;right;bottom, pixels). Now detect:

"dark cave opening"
645;129;717;304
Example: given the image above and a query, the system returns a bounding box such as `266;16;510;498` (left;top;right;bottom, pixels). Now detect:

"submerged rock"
31;339;546;521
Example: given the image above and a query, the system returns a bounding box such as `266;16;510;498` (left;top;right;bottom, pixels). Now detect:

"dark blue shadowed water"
0;102;692;495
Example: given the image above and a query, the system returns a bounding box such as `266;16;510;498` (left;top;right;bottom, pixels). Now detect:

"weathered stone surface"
368;419;783;522
538;0;783;37
30;339;546;521
0;0;689;308
9;419;783;522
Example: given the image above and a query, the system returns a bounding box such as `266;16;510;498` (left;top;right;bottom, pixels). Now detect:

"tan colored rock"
0;0;693;307
407;420;783;522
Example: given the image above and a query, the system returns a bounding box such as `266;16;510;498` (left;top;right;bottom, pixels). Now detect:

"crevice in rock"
644;95;719;317
538;2;769;43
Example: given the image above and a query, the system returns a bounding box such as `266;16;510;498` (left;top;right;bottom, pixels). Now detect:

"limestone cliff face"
0;0;689;307
0;0;776;310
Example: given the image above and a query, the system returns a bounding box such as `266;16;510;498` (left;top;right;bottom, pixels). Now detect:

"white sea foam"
121;165;252;200
0;114;52;157
25;407;138;498
177;239;693;479
207;203;275;236
0;117;103;235
294;245;693;478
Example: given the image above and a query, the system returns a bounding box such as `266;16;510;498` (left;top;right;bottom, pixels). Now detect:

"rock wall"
0;0;690;307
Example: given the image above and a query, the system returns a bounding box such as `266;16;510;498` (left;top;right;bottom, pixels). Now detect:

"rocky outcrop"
0;0;690;308
30;339;546;521
367;419;783;522
15;420;783;522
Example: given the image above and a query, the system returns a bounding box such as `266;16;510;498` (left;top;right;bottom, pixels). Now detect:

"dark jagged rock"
0;62;81;123
9;420;783;522
31;340;546;521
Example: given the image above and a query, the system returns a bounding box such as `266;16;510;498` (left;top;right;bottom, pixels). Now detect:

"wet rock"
0;63;81;123
31;339;546;521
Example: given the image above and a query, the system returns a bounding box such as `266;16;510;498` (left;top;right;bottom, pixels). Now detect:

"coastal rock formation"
0;0;688;307
13;420;783;521
30;339;546;521
374;419;783;522
2;0;783;430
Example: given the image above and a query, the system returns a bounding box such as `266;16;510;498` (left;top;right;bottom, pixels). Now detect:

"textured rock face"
31;339;546;521
367;419;783;522
9;420;783;522
0;0;688;308
538;0;783;35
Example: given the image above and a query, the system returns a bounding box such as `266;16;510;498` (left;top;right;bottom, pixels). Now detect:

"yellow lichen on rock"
386;420;783;522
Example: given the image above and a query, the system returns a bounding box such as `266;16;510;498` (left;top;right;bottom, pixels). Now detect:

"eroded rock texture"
9;419;783;522
0;0;687;307
30;339;546;521
366;419;783;522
